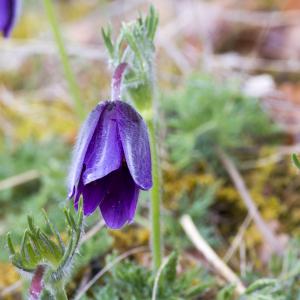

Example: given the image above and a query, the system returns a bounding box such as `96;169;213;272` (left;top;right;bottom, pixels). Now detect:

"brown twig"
217;149;284;255
0;170;40;192
208;53;300;74
73;246;149;300
180;215;246;295
240;143;300;169
223;8;300;27
0;280;22;298
223;214;252;263
79;220;105;245
239;240;247;278
0;40;106;61
194;1;300;27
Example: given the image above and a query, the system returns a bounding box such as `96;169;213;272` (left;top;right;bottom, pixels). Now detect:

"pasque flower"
68;63;152;229
0;0;21;37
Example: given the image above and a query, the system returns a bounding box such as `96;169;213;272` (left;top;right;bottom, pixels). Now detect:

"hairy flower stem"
43;0;85;121
147;118;162;271
111;64;160;257
52;280;68;300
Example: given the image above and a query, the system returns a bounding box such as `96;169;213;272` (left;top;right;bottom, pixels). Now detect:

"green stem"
52;280;68;300
43;0;85;120
147;118;162;271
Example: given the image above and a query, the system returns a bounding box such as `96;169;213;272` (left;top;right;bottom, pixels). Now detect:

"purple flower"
0;0;21;38
68;65;152;229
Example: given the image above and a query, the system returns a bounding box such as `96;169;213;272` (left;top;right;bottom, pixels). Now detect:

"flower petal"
0;0;21;37
0;1;10;30
99;165;139;229
116;101;152;190
128;186;140;223
83;102;123;185
82;179;109;215
68;102;107;198
73;175;109;216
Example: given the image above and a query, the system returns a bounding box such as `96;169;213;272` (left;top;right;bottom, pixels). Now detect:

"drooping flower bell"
68;63;152;229
0;0;21;37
